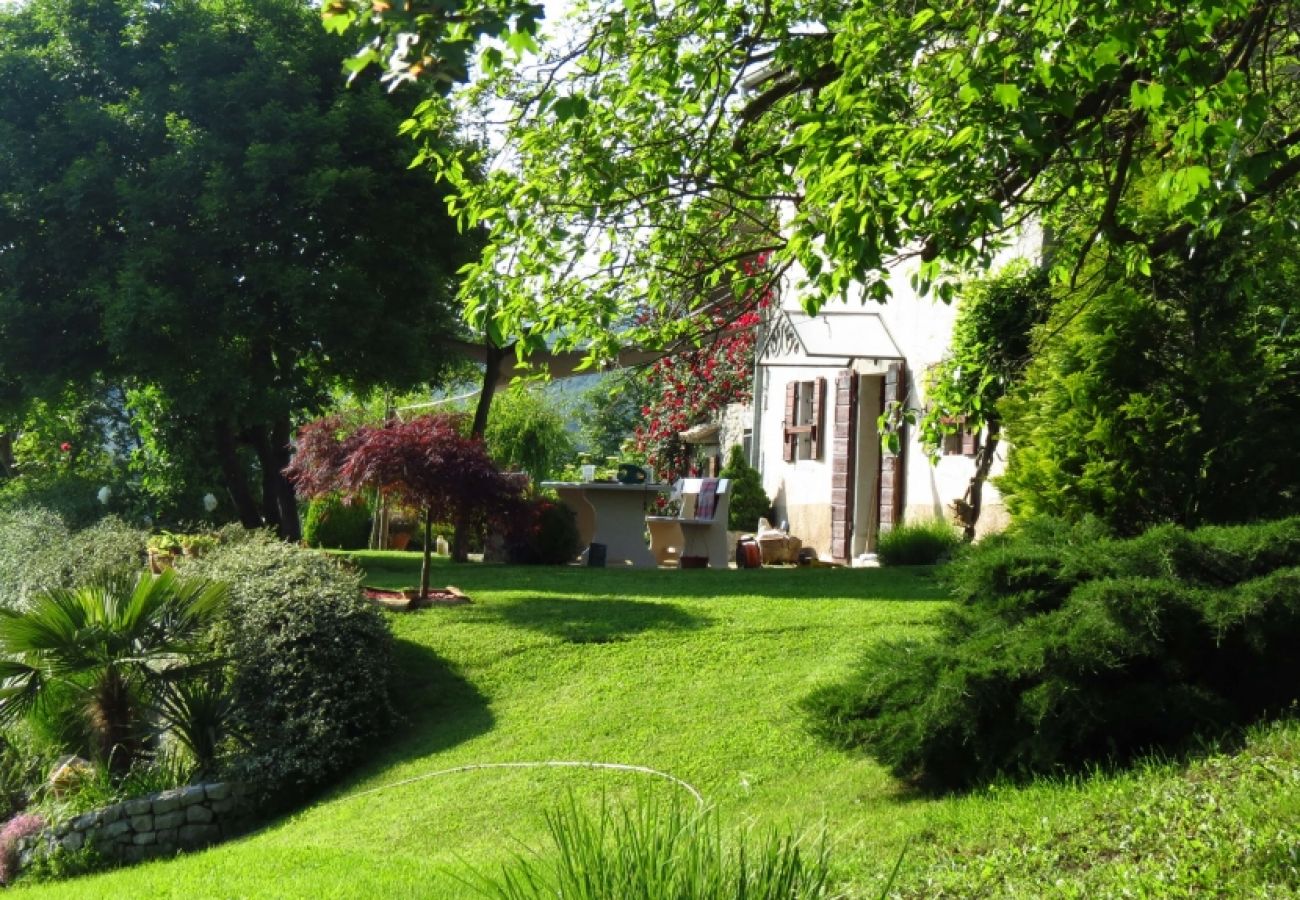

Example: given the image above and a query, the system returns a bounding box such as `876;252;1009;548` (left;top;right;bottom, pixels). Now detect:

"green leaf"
910;8;936;32
992;83;1020;110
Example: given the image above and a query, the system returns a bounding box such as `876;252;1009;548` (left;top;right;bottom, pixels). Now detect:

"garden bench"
646;478;731;568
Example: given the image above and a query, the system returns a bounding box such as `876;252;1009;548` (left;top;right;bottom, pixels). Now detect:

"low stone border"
17;781;255;870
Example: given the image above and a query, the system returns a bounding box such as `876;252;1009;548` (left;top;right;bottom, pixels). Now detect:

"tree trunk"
248;422;301;542
470;341;509;438
214;421;263;528
271;415;301;542
453;340;510;562
96;667;137;779
0;432;13;479
959;420;1001;543
411;507;433;611
248;428;283;535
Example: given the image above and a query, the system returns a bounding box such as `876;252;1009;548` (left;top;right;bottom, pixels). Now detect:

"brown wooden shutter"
782;381;798;462
809;376;826;459
878;363;907;532
830;370;857;563
961;427;979;456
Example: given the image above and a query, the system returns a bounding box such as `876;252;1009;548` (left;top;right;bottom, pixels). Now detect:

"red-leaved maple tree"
286;413;523;605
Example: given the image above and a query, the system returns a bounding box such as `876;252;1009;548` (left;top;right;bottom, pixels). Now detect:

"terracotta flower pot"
389;531;412;551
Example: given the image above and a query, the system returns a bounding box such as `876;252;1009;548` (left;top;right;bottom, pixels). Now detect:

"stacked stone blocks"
17;781;254;869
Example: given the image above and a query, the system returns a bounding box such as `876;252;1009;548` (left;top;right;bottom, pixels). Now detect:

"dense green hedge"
804;516;1300;789
302;494;373;550
183;530;396;794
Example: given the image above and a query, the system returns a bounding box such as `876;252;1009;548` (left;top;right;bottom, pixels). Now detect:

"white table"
542;481;670;568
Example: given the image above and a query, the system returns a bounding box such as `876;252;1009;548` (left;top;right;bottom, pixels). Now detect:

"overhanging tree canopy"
329;0;1300;355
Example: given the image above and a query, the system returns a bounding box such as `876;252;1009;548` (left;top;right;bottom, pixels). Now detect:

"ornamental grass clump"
805;516;1300;790
876;518;962;566
461;795;834;900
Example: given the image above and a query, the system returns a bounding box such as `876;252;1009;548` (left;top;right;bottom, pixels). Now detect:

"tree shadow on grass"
363;637;495;768
342;551;950;603
490;597;709;644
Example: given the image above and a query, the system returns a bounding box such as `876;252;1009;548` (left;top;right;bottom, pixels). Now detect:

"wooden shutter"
878;363;907;532
809;377;826;459
782;381;798;462
961;427;979;457
830;370;857;563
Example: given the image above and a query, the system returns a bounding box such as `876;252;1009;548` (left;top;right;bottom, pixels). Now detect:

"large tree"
328;0;1300;356
0;0;475;538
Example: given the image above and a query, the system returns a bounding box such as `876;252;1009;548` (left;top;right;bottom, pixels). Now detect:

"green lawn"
17;554;1300;897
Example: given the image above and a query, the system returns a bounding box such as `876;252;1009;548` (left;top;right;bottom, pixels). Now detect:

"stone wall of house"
717;402;752;459
17;782;254;870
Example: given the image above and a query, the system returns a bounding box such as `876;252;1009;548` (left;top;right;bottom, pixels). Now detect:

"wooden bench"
645;478;731;569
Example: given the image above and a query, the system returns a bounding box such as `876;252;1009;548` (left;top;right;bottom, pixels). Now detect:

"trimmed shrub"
805;516;1300;789
302;494;373;550
62;516;148;583
0;506;66;610
877;519;962;566
718;445;772;533
182;530;396;794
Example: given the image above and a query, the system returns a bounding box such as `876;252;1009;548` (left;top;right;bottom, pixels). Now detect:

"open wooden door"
830;370;857;564
878;362;907;533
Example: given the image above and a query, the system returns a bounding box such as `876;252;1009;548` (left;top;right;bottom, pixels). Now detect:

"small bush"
718;446;772;533
0;728;54;822
0;813;45;885
302;494;373;550
62;516;148;583
0;506;67;610
805;516;1300;789
505;497;581;565
460;795;833;899
182;530;396;794
0;508;146;610
877;519;962;566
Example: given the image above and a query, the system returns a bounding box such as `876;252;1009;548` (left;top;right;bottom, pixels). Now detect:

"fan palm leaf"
0;570;228;775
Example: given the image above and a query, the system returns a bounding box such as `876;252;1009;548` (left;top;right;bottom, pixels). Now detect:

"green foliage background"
999;233;1300;534
484;385;575;485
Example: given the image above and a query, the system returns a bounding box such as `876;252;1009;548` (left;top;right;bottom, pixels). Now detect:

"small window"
940;417;979;457
782;378;825;461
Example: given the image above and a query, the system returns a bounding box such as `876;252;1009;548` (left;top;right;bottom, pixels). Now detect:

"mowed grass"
17;553;1300;897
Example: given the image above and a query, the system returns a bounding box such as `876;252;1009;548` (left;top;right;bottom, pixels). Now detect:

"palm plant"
0;570;227;777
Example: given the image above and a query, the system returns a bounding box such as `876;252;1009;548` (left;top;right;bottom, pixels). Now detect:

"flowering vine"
633;256;771;482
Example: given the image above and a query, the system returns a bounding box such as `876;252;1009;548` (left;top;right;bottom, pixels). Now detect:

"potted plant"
146;531;183;573
388;509;415;551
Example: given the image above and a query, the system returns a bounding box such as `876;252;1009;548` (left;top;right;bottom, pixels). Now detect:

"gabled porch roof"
758;309;904;366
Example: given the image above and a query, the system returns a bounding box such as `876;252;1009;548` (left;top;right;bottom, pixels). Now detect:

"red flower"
59;442;71;452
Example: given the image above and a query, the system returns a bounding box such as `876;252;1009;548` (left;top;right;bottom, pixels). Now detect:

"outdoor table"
542;481;670;568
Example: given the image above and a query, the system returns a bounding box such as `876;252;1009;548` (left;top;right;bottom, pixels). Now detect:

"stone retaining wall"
18;781;254;869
